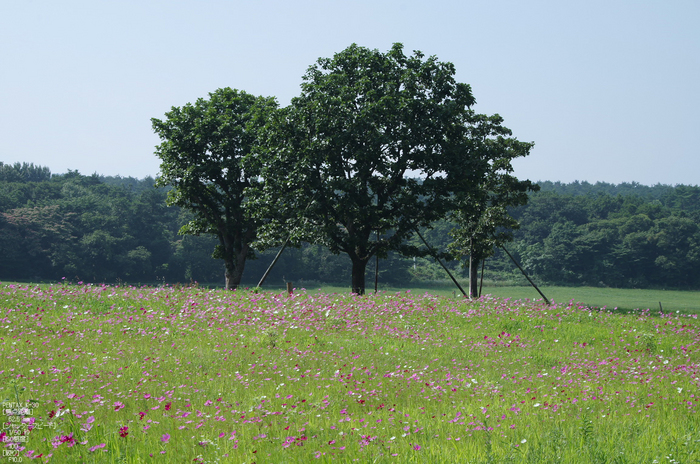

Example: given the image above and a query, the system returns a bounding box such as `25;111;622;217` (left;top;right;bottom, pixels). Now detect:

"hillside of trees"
507;181;700;288
1;162;699;290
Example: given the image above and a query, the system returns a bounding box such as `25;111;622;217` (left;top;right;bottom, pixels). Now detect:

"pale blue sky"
1;0;698;185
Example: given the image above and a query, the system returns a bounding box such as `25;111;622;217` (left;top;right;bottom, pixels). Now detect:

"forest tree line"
1;162;699;290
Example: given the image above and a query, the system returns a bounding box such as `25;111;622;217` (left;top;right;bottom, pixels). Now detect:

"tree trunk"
223;244;249;290
224;264;241;290
469;254;479;298
350;257;369;295
468;238;478;298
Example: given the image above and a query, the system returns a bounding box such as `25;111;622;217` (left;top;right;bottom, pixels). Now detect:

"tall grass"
1;283;699;462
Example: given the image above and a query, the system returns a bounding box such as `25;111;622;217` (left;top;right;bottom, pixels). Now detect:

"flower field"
2;283;700;463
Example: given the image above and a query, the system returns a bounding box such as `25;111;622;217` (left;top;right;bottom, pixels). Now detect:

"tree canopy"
250;43;534;294
151;88;278;289
0;162;51;183
447;129;539;296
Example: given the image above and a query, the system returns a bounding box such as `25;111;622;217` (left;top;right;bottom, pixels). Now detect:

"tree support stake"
257;237;291;288
257;195;320;288
500;245;550;305
414;227;468;298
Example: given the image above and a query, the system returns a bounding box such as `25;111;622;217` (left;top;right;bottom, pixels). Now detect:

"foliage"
509;189;700;288
152;88;278;289
251;43;528;294
1;160;700;290
0;161;51;183
448;146;538;295
0;168;197;284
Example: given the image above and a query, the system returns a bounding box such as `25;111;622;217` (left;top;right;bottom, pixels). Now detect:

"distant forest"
1;162;699;290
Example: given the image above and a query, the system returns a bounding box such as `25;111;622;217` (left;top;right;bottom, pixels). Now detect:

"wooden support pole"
414;227;468;298
287;282;293;295
256;193;320;289
257;236;291;288
500;245;550;305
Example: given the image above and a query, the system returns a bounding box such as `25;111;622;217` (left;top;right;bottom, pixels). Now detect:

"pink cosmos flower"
282;437;295;448
53;433;76;448
88;443;106;452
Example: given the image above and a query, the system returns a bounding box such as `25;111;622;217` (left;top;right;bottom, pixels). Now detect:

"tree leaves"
251;43;533;293
152;88;278;289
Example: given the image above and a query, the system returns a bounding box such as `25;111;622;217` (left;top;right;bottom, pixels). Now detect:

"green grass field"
281;284;700;315
8;279;700;315
3;282;699;463
483;286;700;315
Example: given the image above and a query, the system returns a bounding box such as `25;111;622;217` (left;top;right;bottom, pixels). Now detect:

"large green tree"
251;43;531;294
152;88;277;289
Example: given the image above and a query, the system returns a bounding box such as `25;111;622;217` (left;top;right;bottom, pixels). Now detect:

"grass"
480;286;700;315
2;282;700;462
10;279;700;315
280;284;700;315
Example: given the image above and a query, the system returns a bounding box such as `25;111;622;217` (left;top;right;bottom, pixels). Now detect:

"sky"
1;0;698;186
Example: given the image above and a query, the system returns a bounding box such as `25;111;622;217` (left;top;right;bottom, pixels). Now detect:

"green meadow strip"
1;283;699;463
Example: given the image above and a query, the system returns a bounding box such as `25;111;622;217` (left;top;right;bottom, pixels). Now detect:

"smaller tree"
152;88;277;289
448;123;538;297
